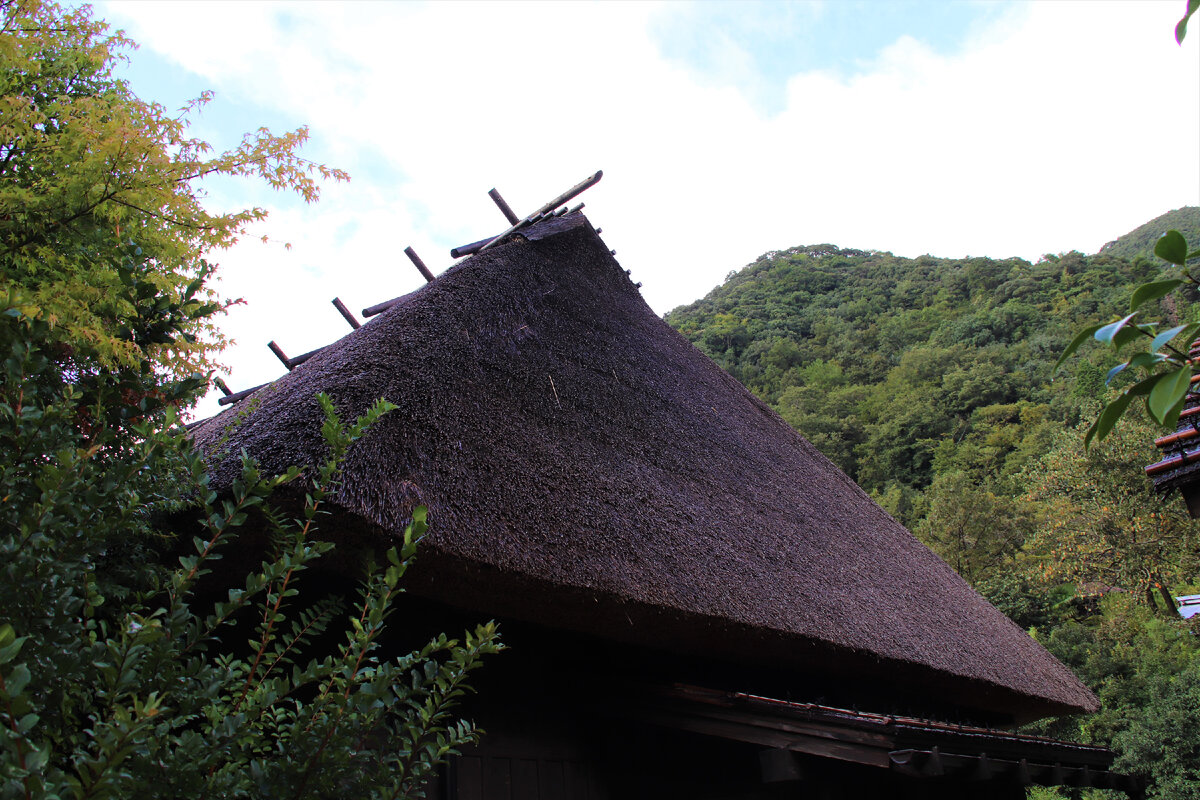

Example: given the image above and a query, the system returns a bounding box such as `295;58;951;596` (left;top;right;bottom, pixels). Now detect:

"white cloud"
101;0;1199;418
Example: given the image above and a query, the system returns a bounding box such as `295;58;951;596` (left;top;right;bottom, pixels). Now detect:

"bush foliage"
0;3;499;797
0;310;500;798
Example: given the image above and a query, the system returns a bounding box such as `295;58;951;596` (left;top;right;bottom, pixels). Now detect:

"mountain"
1098;206;1200;260
663;213;1184;541
663;211;1200;783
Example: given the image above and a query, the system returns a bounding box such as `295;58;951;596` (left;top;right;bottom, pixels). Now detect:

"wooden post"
405;246;436;283
332;297;361;329
488;188;521;225
363;297;400;318
477;170;603;254
922;747;944;777
1016;758;1033;786
218;382;266;406
268;341;291;370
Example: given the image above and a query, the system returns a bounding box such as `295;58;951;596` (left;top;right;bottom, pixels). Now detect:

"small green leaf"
1128;351;1167;371
1055;324;1103;373
24;743;48;773
1148;366;1194;424
1086;391;1135;448
1177;0;1199;44
0;632;27;664
1130;279;1184;311
1095;313;1138;345
1105;362;1129;386
1150;324;1188;353
1162;393;1190;430
1090;383;1160;447
1113;324;1151;350
5;663;31;696
1155;230;1188;266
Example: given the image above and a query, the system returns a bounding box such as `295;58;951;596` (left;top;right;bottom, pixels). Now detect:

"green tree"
700;312;752;361
915;471;1034;584
0;3;499;797
1030;597;1200;799
0;321;500;797
0;0;347;379
1025;413;1200;610
1112;652;1200;800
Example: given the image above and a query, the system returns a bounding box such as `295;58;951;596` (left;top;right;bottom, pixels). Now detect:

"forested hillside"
666;207;1200;557
1100;206;1200;260
666;209;1200;794
668;235;1173;517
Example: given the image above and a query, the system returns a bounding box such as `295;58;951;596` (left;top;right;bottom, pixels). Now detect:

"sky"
97;0;1200;419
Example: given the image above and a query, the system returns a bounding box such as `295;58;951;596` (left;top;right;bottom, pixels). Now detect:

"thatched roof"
192;212;1096;721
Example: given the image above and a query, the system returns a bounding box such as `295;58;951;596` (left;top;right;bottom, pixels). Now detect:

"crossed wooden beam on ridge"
215;170;604;406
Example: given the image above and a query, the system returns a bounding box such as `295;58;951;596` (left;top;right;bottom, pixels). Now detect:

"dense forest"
667;207;1200;797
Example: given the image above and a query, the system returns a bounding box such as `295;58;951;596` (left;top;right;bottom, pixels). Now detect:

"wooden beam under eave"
635;707;893;769
1183;484;1200;518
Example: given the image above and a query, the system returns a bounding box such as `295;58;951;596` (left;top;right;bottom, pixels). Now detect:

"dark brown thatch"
192;212;1097;721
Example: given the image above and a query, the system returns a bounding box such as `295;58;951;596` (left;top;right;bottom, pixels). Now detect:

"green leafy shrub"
1;4;501;796
1112;653;1200;800
975;571;1057;631
1027;597;1200;798
0;307;500;799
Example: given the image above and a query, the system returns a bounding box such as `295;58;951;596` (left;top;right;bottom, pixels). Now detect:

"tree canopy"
0;4;496;797
0;0;347;379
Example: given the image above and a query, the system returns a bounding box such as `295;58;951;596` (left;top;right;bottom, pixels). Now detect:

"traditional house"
193;205;1137;798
